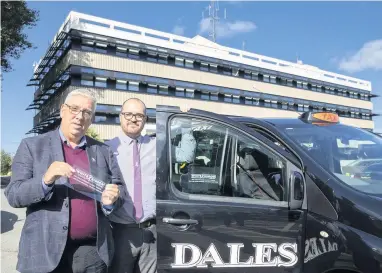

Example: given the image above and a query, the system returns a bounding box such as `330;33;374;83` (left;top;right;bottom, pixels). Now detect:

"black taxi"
156;105;382;273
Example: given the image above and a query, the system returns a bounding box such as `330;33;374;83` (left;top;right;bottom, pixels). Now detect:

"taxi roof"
230;116;307;128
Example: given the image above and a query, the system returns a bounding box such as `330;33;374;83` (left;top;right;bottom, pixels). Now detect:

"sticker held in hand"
64;166;106;201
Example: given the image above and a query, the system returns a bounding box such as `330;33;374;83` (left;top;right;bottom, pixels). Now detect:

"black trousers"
51;239;106;273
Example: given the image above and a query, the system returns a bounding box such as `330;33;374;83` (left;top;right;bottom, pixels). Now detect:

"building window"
128;49;140;59
224;94;232;103
95;116;107;123
81;75;93;86
159;55;168;64
147;84;157;94
175;88;185;97
186;89;194;98
185;59;194;69
211;92;219;101
201;91;209;100
201;63;209;71
95;77;107;88
210;64;218;73
222;67;231;76
76;41;372;102
116;46;127;57
76;67;372;121
95;46;107;54
175;57;184;67
147;53;157;62
116;80;127;90
128;81;139;92
263;75;270;83
244;72;251;79
245;97;252;105
159;86;169;95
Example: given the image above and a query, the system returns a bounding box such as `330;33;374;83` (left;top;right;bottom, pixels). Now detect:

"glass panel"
176;88;185;97
129;82;139;92
116;51;127;57
185;60;194;68
95;77;107;88
211;93;219;101
159;55;168;64
116;80;127;90
168;116;287;201
201;92;209;100
175;58;184;67
186;90;194;98
210;64;218;73
147;85;157;94
201;63;209;71
94;116;107;123
81;75;93;86
224;95;232;103
159;86;169;95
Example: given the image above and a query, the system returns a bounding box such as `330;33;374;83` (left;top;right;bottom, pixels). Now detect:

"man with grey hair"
5;88;124;273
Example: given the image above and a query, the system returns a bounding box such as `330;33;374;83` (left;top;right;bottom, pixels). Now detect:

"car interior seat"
235;148;279;201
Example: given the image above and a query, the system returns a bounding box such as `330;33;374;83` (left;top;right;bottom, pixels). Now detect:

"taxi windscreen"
281;124;382;196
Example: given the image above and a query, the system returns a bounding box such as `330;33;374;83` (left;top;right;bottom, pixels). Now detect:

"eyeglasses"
65;104;93;119
120;112;146;121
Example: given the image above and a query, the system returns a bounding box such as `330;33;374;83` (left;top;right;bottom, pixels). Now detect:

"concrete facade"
27;11;376;139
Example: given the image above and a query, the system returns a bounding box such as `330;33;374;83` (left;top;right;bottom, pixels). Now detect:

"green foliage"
1;1;39;72
86;127;103;142
1;149;12;175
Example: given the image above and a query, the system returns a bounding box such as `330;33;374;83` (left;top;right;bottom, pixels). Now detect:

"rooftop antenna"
207;0;220;42
202;0;228;43
296;52;303;65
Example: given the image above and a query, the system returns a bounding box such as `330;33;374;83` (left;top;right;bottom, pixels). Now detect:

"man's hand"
43;161;75;185
180;105;190;112
101;184;120;206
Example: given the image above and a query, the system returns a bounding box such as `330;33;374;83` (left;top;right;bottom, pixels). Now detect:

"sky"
1;1;382;154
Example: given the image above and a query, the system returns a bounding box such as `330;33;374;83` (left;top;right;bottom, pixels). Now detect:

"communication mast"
202;0;226;43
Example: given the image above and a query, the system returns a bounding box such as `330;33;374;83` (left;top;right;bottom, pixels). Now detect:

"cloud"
172;25;185;36
198;18;256;39
338;39;382;73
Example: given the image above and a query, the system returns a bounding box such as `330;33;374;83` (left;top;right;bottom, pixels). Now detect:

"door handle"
162;217;198;225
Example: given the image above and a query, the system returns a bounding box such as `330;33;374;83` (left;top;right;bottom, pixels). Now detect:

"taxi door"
156;107;306;273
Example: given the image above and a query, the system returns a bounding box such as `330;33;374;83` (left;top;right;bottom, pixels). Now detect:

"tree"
1;1;39;72
86;127;103;142
1;150;12;175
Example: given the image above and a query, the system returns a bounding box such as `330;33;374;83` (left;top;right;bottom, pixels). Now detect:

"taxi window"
169;116;288;203
283;124;382;196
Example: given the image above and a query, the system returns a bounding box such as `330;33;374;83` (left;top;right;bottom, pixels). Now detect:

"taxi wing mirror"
289;170;304;210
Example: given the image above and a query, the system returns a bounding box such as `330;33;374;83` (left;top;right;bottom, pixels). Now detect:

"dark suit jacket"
4;128;124;273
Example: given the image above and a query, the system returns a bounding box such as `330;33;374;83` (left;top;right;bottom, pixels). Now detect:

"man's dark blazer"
4;128;125;273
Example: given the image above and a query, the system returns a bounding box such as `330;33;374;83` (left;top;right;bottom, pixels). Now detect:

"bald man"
106;99;196;273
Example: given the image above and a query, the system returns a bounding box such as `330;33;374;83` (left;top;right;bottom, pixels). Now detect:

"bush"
1;149;12;175
86;127;103;142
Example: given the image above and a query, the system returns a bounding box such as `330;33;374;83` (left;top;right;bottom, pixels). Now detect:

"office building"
27;11;377;140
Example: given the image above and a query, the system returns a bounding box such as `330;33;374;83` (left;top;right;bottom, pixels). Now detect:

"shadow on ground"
1;176;10;189
1;211;19;234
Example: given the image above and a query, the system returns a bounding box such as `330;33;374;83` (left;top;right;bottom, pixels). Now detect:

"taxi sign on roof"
300;111;339;125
